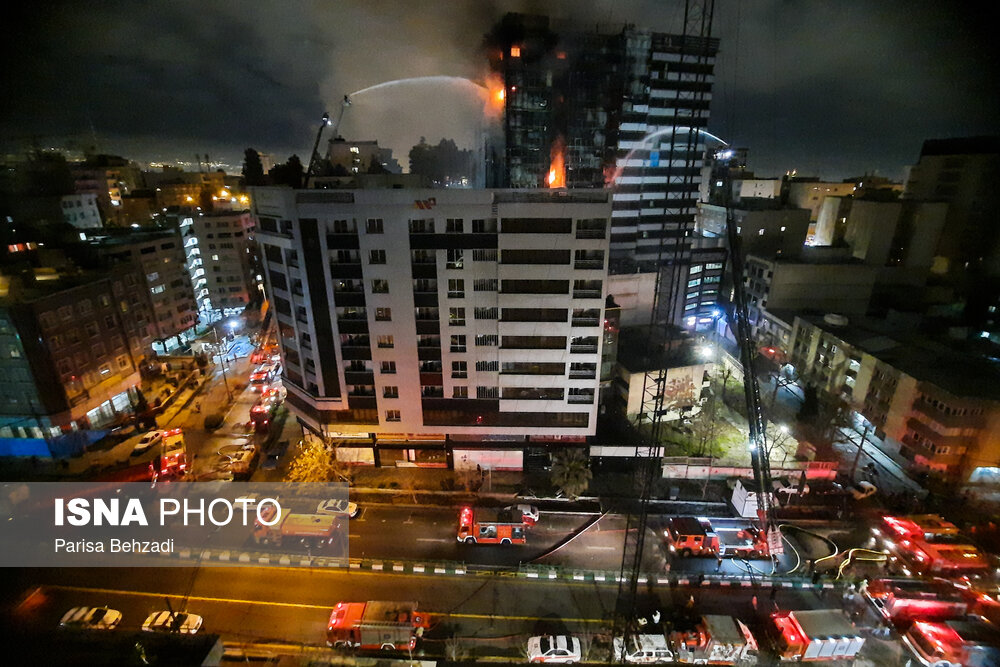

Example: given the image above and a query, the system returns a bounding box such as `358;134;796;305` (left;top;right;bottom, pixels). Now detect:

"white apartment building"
253;188;611;468
175;210;258;321
61;193;103;229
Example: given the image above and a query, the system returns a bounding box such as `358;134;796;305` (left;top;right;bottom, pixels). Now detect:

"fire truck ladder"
612;0;716;660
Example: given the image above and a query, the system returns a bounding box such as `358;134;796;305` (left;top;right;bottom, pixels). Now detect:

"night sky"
2;1;996;180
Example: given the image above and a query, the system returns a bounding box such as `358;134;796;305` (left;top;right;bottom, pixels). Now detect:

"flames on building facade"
547;136;566;188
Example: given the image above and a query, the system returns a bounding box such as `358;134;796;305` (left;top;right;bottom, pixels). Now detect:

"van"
612;635;673;664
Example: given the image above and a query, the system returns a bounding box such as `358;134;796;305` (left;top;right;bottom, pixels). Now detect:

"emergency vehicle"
253;504;341;549
326;601;429;651
457;506;527;544
670;615;758;664
663;517;768;558
873;515;990;577
155;428;188;480
770;609;865;661
903;618;1000;667
864;578;974;625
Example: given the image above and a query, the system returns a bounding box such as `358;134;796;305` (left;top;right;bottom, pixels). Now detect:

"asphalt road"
4;564;865;663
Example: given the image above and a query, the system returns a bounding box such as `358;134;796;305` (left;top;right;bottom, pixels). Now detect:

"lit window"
510;46;521;57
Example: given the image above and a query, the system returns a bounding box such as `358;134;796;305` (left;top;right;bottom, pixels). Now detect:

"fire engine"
253;504;341;549
902;618;1000;667
770;609;865;661
326;601;429;651
457;506;527;544
872;515;990;577
864;578;974;625
155;428;188;480
663;517;768;558
670;615;758;664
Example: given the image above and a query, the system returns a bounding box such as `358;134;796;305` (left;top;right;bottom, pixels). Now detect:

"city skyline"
2;1;996;180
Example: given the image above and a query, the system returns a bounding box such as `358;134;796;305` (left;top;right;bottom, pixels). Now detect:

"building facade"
253;187;611;468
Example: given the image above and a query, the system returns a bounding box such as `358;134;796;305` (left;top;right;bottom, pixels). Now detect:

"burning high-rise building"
484;13;719;289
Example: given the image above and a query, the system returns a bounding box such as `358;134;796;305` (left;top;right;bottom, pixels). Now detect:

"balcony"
571;318;600;327
344;371;375;385
572;290;602;299
570;344;599;354
573;260;604;270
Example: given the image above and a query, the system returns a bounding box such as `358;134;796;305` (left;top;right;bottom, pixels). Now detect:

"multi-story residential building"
902;137;1000;280
485;13;718;270
83;230;198;353
170;210;258;322
60;193;103;229
786;179;859;222
70;155;143;224
784;311;1000;483
253;187;611;468
697;201;810;259
0;266;151;443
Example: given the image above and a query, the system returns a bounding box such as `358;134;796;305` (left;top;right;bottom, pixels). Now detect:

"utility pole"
850;423;872;478
212;327;232;401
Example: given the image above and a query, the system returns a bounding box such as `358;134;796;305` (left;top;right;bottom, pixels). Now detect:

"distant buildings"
325;138;401;175
253;186;611;468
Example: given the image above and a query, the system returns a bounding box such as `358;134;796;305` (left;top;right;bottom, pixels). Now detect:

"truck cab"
664;517;719;557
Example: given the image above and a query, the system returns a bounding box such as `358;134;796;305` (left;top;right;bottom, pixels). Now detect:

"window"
446;249;463;269
472;249;497;261
365;218;384;233
377;335;394;348
332;219;353;233
449;308;466;326
446;218;464;233
451;361;468;378
476;360;499;372
475;334;498;346
380;361;396;374
450;335;467;352
371;279;389;293
474;279;498;291
477;385;499;399
409;219;435;233
474;307;498;319
472;218;497;233
369;249;386;264
383;385;398;398
448;279;465;298
453;386;468;398
385;409;401;422
375;307;392;321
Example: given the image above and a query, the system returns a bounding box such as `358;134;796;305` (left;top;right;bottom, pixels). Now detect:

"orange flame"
547;136;566;188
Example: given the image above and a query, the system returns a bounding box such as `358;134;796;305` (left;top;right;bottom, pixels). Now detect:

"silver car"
142;611;203;634
60;606;122;630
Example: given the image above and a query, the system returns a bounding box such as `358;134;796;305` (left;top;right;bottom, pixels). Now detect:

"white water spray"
350;76;488;98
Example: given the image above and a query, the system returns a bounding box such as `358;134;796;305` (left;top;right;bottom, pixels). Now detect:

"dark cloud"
1;1;995;179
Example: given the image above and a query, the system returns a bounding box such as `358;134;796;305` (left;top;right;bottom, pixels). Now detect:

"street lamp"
212;327;232;401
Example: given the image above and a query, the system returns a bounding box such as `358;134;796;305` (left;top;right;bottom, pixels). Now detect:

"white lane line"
585;546;617;551
415;538;450;543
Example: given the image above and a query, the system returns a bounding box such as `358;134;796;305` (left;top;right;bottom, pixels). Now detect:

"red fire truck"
155;428;188;480
253;504;341;549
663;517;768;559
872;515;990;577
903;618;1000;667
864;578;974;625
326;601;429;650
457;506;527;544
770;610;865;661
670;615;758;664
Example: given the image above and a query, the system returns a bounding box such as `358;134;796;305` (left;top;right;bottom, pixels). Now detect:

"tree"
242;148;266;186
269;155;304;188
285;439;338;482
550;448;593;499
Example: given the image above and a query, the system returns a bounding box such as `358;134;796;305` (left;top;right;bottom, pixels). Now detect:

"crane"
612;0;719;660
303;95;352;188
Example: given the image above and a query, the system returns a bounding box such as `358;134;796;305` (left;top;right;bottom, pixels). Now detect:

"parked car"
60;606;122;630
316;498;360;519
142;611;203;634
527;636;582;663
130;431;163;456
511;504;540;525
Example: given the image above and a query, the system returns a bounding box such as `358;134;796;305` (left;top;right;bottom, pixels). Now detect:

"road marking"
40;585;606;623
585;546;617;551
416;538;450;543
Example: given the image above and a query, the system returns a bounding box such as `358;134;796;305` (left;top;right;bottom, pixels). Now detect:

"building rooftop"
616;325;710;373
775;310;1000;401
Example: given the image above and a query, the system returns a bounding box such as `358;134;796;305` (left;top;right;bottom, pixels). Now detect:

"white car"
131;431;163;455
612;635;673;663
316;498;360;518
142;611;203;634
60;606;122;630
515;504;540;525
527;635;582;663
